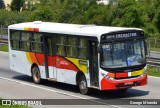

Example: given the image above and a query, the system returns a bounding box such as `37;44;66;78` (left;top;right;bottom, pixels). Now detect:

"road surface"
0;52;160;108
148;51;160;59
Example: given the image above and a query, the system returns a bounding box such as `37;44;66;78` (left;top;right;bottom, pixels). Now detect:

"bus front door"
89;41;99;87
44;36;56;80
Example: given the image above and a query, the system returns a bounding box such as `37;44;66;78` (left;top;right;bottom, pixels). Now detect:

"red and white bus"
8;21;147;94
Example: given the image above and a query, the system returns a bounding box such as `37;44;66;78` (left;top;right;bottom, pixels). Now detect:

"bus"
8;21;147;95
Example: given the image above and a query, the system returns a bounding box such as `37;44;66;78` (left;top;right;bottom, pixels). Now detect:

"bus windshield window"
101;41;146;68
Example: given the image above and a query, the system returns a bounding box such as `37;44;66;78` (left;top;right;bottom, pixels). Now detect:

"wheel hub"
80;80;87;91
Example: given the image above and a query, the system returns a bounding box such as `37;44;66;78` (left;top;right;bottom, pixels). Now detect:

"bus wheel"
32;66;41;84
78;75;89;95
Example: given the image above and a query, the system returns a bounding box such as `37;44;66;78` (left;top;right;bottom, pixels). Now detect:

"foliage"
10;0;25;11
148;66;160;77
0;44;8;52
112;0;143;27
1;0;160;38
0;10;30;27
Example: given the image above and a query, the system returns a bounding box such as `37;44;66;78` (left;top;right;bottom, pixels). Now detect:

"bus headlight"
139;71;147;78
101;73;115;81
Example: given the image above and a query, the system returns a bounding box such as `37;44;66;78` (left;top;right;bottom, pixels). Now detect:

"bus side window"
78;38;87;59
20;32;32;51
67;36;77;57
57;35;66;56
10;31;21;50
32;33;43;53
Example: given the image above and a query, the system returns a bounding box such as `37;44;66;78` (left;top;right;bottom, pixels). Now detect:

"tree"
0;9;30;27
0;0;5;9
26;0;160;38
10;0;25;11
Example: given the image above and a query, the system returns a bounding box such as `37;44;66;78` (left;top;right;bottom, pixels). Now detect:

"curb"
148;76;160;79
150;51;160;54
0;51;8;54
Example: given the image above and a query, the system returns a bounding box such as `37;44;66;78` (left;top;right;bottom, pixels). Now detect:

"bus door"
44;35;56;79
89;41;99;87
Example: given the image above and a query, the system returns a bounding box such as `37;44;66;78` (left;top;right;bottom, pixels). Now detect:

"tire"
32;66;41;84
78;75;89;95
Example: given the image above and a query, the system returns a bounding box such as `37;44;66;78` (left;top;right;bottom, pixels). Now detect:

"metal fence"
0;26;8;52
147;38;160;52
0;25;8;39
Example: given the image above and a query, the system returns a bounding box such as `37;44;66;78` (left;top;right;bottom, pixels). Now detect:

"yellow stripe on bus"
66;57;88;73
131;68;144;76
24;27;28;31
26;52;33;64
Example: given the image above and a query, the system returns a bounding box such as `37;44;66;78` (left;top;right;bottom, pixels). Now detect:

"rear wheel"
78;75;89;95
32;66;41;84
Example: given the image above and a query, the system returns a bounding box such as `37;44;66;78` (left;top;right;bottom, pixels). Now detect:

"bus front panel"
99;30;147;90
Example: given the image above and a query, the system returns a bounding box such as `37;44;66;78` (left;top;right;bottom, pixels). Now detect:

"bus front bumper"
101;75;147;90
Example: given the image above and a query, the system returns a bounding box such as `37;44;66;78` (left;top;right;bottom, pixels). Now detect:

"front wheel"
78;75;89;95
32;66;41;84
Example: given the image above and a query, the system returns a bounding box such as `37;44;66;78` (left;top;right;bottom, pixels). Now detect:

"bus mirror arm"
144;41;148;55
97;45;102;53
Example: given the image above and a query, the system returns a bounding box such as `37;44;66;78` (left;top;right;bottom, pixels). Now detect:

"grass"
147;66;160;77
0;99;31;108
149;47;160;52
0;44;8;52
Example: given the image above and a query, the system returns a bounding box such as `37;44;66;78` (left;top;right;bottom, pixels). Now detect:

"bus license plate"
124;82;134;85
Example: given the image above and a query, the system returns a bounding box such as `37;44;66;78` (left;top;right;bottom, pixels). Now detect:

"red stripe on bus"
28;52;79;72
34;28;39;32
48;56;55;66
115;72;128;78
35;53;45;66
55;56;79;72
29;52;39;65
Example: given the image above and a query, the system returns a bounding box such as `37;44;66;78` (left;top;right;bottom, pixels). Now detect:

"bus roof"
9;21;142;39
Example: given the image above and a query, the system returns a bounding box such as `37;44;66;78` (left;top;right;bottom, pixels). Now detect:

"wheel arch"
31;63;39;75
31;63;41;84
76;71;85;85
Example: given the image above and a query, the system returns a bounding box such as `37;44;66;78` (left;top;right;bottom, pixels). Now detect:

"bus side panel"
55;56;90;86
9;50;47;79
9;50;31;76
38;66;47;79
25;52;46;79
56;68;77;85
66;57;90;87
55;56;78;85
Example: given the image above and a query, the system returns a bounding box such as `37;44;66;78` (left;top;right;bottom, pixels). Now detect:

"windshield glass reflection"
101;41;146;68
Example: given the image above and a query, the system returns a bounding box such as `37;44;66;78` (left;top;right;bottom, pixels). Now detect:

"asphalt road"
0;52;160;108
148;51;160;59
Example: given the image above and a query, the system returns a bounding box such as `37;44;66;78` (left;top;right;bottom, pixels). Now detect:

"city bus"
8;21;147;95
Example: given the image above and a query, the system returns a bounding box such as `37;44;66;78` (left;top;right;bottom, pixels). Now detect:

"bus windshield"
100;40;146;68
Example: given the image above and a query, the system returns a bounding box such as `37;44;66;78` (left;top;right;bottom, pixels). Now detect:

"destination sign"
101;31;144;40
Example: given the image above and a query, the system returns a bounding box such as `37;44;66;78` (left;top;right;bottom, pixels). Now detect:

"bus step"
90;86;99;90
47;78;57;81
